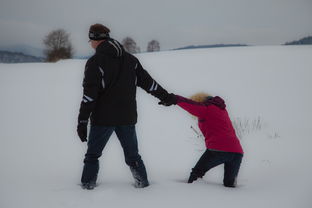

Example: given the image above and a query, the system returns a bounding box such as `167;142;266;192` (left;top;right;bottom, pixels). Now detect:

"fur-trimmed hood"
204;96;226;109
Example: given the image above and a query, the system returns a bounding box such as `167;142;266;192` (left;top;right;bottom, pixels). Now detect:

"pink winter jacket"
176;95;244;154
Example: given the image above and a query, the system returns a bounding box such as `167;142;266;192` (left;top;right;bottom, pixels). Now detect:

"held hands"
158;93;177;106
77;120;88;142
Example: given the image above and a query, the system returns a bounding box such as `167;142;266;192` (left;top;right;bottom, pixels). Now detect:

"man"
77;24;174;190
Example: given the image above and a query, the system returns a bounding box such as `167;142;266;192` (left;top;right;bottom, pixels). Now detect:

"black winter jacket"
78;39;169;126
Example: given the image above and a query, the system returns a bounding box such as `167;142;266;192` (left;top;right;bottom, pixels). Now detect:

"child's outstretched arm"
176;95;207;118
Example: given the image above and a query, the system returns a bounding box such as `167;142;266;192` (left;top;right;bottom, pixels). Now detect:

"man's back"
86;39;138;125
79;39;169;126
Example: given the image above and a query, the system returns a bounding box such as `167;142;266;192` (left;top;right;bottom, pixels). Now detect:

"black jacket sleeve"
78;58;102;123
134;60;169;101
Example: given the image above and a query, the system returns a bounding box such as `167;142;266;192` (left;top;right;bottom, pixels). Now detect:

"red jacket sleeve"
176;95;207;118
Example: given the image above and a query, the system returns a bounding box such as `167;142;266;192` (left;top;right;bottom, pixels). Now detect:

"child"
160;93;244;187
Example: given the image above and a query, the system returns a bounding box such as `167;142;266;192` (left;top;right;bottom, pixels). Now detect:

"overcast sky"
0;0;311;56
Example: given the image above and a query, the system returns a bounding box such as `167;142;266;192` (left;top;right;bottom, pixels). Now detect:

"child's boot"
188;173;200;183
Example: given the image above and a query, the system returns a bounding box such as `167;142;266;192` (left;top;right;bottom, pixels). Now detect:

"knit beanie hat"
89;24;110;40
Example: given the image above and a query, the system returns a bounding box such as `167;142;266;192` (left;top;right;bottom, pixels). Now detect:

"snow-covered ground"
0;45;311;208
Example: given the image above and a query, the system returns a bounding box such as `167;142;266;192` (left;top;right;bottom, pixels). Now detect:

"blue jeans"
81;125;147;184
191;149;243;187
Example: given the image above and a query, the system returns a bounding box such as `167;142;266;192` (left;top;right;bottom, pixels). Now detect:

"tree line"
43;29;160;62
284;36;312;45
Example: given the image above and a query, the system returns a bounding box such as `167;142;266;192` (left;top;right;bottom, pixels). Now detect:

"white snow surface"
0;45;312;208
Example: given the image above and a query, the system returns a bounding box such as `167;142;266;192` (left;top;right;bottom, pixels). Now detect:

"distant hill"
173;44;248;50
74;55;92;59
285;36;312;45
0;44;44;57
0;51;44;63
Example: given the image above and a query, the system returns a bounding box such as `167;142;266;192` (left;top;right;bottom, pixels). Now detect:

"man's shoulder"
84;55;100;76
128;52;139;61
86;55;97;65
85;55;102;71
123;52;141;67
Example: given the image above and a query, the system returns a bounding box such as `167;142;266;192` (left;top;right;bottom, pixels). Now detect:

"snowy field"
0;45;312;208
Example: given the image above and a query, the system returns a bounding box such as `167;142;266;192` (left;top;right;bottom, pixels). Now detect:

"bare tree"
147;40;160;52
43;29;73;62
122;37;140;54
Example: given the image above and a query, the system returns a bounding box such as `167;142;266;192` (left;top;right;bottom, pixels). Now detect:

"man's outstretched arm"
134;60;169;101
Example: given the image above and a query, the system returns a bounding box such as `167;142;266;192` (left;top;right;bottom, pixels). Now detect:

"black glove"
77;120;88;142
158;93;177;106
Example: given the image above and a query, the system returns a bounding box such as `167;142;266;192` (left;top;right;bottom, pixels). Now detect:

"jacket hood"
204;96;226;109
96;39;124;57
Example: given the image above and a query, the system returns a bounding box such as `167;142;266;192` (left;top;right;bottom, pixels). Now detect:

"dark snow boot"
223;177;237;188
130;167;149;188
187;172;202;183
129;161;149;188
81;181;96;190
